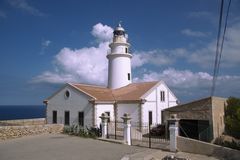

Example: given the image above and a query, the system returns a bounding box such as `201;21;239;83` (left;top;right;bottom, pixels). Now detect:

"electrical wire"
211;0;224;96
216;0;232;78
211;0;231;96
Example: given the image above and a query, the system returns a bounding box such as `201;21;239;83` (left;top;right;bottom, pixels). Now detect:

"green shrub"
225;97;240;139
63;124;100;138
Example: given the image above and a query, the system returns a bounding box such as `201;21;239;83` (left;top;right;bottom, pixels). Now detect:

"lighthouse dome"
113;23;125;36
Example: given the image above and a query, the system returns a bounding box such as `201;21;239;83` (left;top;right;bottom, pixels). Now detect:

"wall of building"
162;98;212;124
177;136;240;160
117;103;139;124
46;85;93;128
95;104;114;127
143;83;178;124
108;55;132;89
211;97;226;139
142;101;157;125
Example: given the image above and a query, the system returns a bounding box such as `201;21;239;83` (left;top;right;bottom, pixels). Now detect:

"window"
160;91;165;102
64;111;70;125
52;111;57;124
128;73;130;80
65;90;70;98
78;112;84;126
125;48;128;53
105;111;110;122
148;111;152;125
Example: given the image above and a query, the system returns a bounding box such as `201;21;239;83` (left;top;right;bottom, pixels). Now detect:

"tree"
225;97;240;139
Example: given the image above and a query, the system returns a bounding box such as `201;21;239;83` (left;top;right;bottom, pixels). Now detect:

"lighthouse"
107;23;132;89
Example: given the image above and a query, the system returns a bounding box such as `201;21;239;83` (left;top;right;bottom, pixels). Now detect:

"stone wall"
177;136;240;160
0;118;46;126
0;124;63;140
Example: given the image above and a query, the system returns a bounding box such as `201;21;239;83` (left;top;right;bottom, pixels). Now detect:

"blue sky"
0;0;240;105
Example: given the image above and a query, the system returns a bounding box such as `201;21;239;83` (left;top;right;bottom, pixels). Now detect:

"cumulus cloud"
8;0;45;16
132;48;188;68
188;21;240;68
91;23;113;42
134;68;240;101
181;29;210;37
33;42;109;84
33;24;110;84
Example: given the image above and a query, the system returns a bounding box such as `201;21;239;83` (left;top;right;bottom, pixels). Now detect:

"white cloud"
181;29;210;37
132;48;188;68
8;0;45;16
134;68;240;100
137;68;212;88
188;21;240;68
91;23;113;42
33;43;109;84
33;24;111;84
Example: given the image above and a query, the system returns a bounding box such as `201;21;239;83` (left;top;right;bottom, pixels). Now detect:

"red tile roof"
70;81;159;102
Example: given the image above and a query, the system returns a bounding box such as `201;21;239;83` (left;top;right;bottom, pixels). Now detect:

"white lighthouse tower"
107;23;132;89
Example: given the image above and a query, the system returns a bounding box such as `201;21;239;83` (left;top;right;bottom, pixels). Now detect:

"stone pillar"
168;114;179;152
121;113;131;145
99;113;109;139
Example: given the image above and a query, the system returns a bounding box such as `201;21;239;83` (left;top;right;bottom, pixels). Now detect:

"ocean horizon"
0;105;46;120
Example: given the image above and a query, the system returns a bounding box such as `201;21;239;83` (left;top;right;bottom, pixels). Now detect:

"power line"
211;0;224;96
211;0;231;96
216;0;232;77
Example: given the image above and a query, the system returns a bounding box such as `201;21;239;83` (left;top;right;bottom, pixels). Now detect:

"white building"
44;24;178;128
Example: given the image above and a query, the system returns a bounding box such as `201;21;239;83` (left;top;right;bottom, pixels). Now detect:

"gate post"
121;113;131;145
99;113;109;139
168;114;179;152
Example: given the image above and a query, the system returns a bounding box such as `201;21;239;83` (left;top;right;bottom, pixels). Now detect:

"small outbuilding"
162;96;226;142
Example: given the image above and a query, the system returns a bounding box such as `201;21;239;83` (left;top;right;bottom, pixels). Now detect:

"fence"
131;122;169;149
107;121;124;140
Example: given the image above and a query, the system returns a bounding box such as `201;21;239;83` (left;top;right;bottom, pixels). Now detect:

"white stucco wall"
107;55;132;89
46;85;93;128
142;82;178;125
95;104;114;127
117;103;139;124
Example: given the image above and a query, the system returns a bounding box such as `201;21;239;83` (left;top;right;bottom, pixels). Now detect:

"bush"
225;97;240;139
63;124;101;138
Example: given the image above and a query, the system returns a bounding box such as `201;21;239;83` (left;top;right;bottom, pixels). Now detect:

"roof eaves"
43;83;69;104
140;81;161;99
68;83;97;100
160;81;178;101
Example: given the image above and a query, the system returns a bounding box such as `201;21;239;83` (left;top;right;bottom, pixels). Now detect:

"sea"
0;105;46;120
